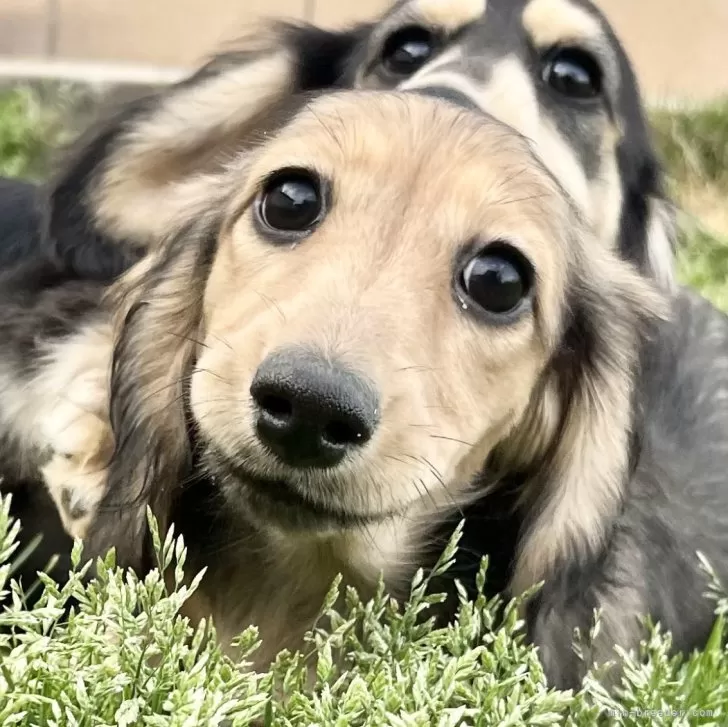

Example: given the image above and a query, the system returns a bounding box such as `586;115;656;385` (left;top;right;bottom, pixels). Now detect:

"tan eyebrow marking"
414;0;487;32
522;0;603;48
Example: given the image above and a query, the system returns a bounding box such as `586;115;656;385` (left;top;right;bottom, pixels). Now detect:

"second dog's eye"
258;169;323;234
459;245;533;316
541;47;603;100
381;26;436;77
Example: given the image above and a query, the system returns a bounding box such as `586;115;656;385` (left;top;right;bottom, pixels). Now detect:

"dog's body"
0;0;725;690
434;285;728;688
0;0;679;607
0;178;44;267
0;254;111;587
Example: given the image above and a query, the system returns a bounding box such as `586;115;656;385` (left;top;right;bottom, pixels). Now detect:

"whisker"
169;331;209;348
494;165;532;191
131;365;230;404
207;332;234;351
429;434;474;447
383;454;410;467
415;476;441;513
419;455;466;519
193;367;232;385
308;105;345;155
252;289;286;322
394;365;440;374
131;369;198;401
495;193;550;207
191;398;245;408
419;456;446;490
395;452;464;519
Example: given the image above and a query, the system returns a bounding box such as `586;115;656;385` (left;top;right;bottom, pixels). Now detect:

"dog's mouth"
207;450;395;531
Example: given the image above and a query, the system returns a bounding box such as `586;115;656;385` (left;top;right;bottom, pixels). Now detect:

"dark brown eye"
258;169;323;235
459;245;533;316
381;26;436;77
542;48;603;99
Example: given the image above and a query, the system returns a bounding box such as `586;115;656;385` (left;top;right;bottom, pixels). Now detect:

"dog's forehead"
261;91;536;174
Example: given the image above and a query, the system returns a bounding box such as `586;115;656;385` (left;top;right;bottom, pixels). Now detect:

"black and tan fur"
1;85;688;685
0;0;720;691
0;0;678;538
1;0;673;284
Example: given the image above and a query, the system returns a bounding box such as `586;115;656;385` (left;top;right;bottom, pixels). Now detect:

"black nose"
250;348;380;469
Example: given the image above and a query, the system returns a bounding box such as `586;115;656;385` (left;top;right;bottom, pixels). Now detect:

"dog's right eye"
257;169;324;236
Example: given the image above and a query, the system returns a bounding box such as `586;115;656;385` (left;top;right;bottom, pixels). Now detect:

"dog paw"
39;373;114;540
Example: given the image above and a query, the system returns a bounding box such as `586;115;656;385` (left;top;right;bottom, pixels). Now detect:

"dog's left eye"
458;245;533;316
381;26;437;77
258;169;324;235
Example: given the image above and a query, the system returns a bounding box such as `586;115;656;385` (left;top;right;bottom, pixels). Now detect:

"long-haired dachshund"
8;84;725;693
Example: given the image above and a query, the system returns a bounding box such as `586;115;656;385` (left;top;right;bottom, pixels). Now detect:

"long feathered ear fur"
615;98;679;293
83;214;220;572
494;231;669;598
40;20;369;282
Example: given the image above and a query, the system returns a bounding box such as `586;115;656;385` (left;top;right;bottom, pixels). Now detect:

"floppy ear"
82;213;221;573
615;131;678;293
499;238;668;598
643;195;678;291
41;20;370;280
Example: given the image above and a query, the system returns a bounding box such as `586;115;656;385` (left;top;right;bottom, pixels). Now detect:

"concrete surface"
0;0;727;102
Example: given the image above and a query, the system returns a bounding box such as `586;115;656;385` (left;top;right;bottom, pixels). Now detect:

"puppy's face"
188;92;576;534
350;0;667;281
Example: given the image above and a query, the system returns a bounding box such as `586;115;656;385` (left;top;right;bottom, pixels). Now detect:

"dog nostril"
250;348;380;468
260;394;293;420
323;419;367;447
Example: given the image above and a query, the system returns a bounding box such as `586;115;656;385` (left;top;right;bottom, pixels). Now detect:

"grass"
651;98;728;309
0;87;62;180
2;86;728;724
1;498;727;726
0;82;103;181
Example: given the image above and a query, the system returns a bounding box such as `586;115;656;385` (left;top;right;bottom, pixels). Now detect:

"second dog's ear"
43;21;370;277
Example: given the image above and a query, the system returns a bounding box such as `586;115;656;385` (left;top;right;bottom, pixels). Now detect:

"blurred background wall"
1;0;727;103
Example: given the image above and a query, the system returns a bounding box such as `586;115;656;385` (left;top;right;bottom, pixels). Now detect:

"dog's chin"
206;448;393;535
